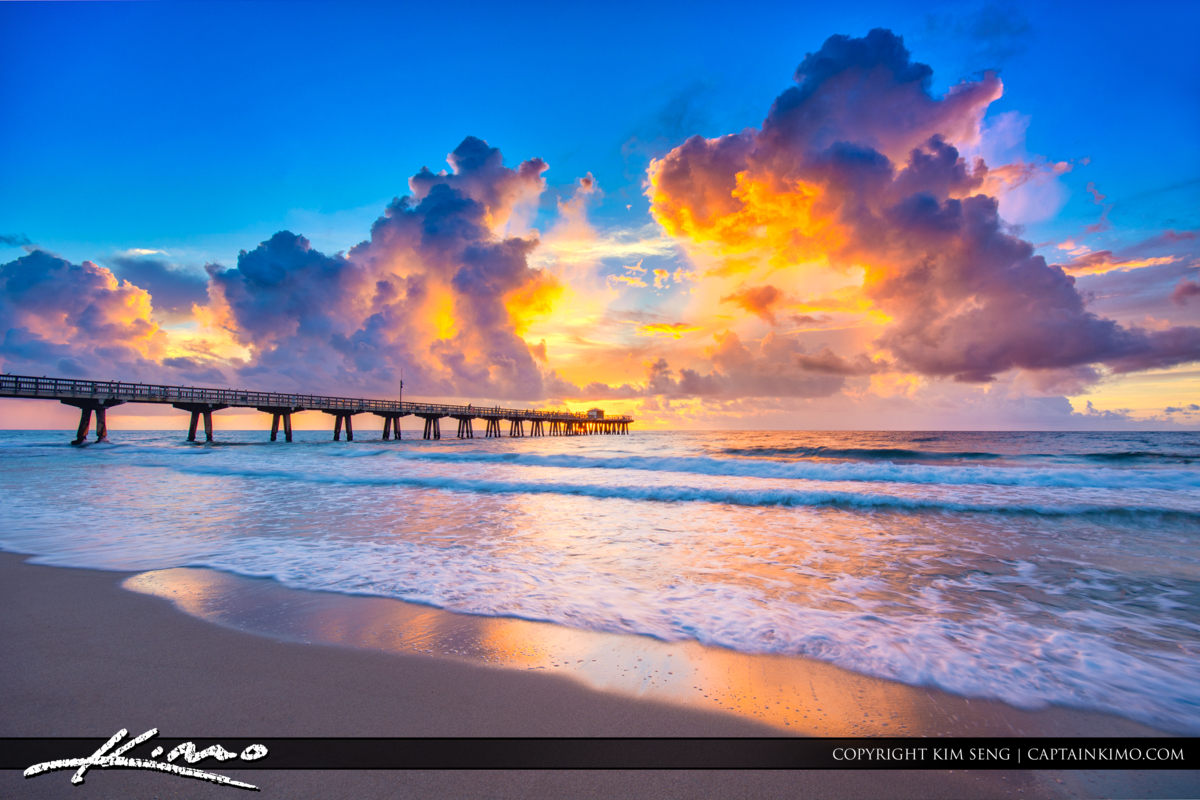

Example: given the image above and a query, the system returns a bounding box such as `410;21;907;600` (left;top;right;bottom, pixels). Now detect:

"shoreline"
120;559;1179;738
3;552;1195;799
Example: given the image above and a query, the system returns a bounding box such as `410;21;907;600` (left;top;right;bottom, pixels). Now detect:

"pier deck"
0;374;632;444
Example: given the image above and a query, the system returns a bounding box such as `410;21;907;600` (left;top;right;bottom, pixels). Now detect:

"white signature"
23;728;269;791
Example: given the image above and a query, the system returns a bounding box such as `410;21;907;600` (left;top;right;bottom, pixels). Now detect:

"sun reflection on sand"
126;566;972;736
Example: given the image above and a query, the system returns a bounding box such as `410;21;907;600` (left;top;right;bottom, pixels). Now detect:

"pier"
0;374;633;444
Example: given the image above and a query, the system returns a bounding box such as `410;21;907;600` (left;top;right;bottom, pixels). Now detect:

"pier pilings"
258;406;304;442
172;402;230;443
322;410;362;441
60;398;125;445
417;414;442;440
374;412;410;440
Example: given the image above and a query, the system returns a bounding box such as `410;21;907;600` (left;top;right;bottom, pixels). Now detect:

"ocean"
1;428;1198;733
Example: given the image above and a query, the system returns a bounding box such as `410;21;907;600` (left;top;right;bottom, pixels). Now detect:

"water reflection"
123;566;1151;736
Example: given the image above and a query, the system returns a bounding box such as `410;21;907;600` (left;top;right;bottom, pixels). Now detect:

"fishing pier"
0;374;633;444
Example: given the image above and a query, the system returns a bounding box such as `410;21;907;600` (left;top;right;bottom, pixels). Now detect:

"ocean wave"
718;444;1200;464
1077;451;1200;463
383;450;1200;491
150;462;1200;519
718;445;1004;461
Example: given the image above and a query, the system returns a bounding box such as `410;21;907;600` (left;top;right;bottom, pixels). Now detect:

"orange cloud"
721;284;783;324
648;164;845;273
639;322;701;339
1060;252;1179;277
643;30;1200;383
504;270;564;336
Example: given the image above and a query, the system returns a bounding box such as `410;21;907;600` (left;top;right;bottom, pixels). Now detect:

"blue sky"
4;0;1195;266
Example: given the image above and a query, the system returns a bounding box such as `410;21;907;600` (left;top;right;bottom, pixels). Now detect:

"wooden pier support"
417;414;442;440
508;419;525;437
172;402;229;443
272;412;290;441
322;410;361;441
452;416;474;438
374;412;409;440
530;419;544;436
61;398;125;445
483;417;502;437
258;406;303;442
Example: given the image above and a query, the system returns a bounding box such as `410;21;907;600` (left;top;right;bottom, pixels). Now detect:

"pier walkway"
0;374;633;444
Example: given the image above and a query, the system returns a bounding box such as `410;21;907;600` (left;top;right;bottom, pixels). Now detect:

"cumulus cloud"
109;255;210;316
0;250;167;378
647;28;1200;385
643;331;847;398
208;137;554;398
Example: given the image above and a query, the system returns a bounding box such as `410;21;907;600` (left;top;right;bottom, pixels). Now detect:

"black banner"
4;736;1197;771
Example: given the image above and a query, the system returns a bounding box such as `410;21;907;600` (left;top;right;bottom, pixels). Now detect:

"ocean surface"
1;428;1198;733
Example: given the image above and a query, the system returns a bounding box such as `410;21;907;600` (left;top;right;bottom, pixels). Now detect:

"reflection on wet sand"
123;566;1164;737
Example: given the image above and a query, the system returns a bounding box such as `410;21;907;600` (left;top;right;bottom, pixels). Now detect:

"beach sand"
0;552;1192;799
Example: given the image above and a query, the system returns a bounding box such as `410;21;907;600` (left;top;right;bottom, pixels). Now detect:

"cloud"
207;137;555;399
621;80;717;166
1059;251;1179;277
638;322;701;339
1084;181;1113;233
1119;229;1198;257
109;255;210;315
533;224;679;265
0;234;32;247
789;313;833;326
721;284;783;324
647;331;848;398
0;249;170;378
610;274;648;288
922;2;1033;66
793;348;887;375
646;28;1200;385
1076;259;1198;321
762;29;1003;161
1172;279;1200;306
963;2;1033;62
1163;404;1199;414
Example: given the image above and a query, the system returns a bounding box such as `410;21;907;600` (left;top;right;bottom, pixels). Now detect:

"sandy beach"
2;552;1193;799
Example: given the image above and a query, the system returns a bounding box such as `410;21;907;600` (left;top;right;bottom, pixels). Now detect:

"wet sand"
1;552;1192;799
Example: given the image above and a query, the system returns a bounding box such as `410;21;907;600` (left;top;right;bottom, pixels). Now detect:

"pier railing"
0;374;631;421
0;373;633;443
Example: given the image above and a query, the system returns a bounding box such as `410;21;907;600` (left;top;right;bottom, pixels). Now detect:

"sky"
1;0;1198;430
